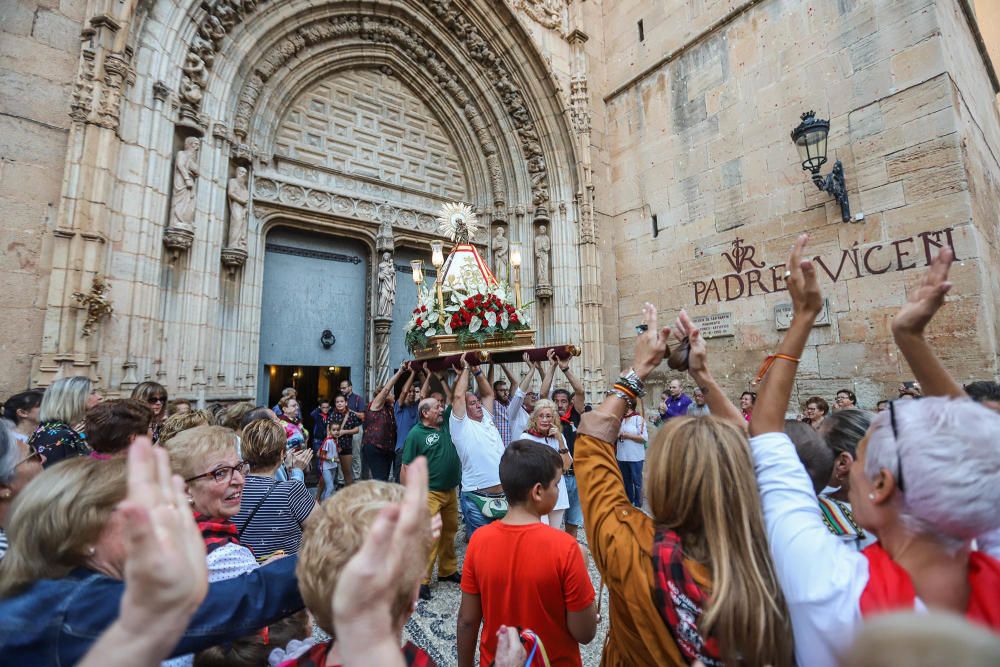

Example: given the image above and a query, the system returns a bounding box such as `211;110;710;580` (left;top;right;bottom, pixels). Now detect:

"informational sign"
774;298;831;330
691;312;735;338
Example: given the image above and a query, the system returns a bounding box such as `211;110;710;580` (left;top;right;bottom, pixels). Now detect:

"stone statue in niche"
376;252;396;319
535;225;551;284
170;137;200;231
226;166;249;250
492;225;509;281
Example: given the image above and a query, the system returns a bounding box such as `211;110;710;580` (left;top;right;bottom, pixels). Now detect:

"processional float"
403;203;578;370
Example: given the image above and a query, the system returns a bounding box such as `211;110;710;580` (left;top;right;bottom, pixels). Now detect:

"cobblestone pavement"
403;524;610;667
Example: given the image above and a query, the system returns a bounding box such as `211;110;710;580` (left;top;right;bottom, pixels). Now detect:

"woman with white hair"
517;398;571;529
28;376;102;467
0;421;45;558
748;239;1000;667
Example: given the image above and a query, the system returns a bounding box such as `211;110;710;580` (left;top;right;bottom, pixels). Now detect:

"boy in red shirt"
457;440;597;667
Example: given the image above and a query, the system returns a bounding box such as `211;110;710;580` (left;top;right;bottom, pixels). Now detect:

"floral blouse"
29;420;90;468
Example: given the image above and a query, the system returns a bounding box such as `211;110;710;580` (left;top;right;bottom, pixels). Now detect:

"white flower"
485;311;497;328
422;318;433;330
425;328;437;337
444;320;453;335
469;316;481;333
500;312;509;330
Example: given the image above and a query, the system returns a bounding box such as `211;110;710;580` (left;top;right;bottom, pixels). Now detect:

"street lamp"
509;242;523;309
430;241;446;323
791;111;851;222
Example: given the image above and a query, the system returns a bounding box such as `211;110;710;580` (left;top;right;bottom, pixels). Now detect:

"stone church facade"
2;0;999;409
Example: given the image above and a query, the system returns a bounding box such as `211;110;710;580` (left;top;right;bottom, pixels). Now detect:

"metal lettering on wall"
693;228;959;306
691;312;735;338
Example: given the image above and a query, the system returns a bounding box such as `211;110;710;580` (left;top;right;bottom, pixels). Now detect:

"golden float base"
412;329;537;360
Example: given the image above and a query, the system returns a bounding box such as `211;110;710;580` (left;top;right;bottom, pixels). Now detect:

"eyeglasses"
185;461;250;484
15;445;41;468
148;396;166;404
888;401;905;493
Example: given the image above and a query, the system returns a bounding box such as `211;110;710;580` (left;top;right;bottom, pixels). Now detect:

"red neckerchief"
651;528;724;667
526;427;550;439
860;543;1000;629
623;410;639;420
281;640;436;667
559;406;574;424
193;511;246;556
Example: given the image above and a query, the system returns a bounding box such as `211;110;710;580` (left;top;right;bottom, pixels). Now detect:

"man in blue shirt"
663;379;692;420
392;368;420;482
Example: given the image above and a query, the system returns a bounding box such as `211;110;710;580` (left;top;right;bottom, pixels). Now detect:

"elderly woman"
802;395;829;430
29;376;102;467
231;419;316;559
0;450;303;664
0;423;45;559
574;303;793;666
131;381;168;444
164;426;258;581
3;391;43;443
748;240;1000;667
517;398;571;529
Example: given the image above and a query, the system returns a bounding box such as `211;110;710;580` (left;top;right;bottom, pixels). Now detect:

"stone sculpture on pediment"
492;226;509;281
214;0;238;29
376;252;396;319
535;224;553;299
200;14;226;45
170;137;201;231
226;166;250;250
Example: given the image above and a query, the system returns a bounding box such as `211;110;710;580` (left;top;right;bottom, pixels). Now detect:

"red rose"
416;317;423;326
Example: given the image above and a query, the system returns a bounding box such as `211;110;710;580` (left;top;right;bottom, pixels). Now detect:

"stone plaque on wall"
775;299;831;330
692;312;735;338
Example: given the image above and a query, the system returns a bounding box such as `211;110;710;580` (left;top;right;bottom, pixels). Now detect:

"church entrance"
257;227;369;409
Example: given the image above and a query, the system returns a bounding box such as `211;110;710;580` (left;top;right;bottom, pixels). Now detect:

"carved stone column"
373;317;393;391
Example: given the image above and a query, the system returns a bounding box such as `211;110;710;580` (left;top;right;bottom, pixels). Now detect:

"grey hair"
821;409;874;458
864;397;1000;545
417;397;438;420
0;420;18;485
39;376;93;425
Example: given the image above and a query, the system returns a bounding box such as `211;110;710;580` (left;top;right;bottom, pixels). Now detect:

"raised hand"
786;233;823;317
892;247;954;337
546;347;560;369
119;436;208;631
494;625;527;667
633;302;672;380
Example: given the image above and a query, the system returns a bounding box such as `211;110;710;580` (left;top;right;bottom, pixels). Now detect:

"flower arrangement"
405;277;532;353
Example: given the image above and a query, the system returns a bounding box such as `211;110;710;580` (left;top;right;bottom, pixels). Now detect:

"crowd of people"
1;237;999;666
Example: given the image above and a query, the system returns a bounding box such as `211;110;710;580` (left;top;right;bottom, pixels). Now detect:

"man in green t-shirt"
402;397;461;600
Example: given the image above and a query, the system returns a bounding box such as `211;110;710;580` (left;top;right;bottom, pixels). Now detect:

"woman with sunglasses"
0;424;46;559
749;240;1000;667
131;381;169;444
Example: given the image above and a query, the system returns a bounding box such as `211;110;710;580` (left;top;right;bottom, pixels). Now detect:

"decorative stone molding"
253;176;440;234
163;226;195;262
72;275;114;337
70;42;97;124
152;80;171;103
97;51;133;131
221;247;248;274
178;4;550;206
510;0;565;31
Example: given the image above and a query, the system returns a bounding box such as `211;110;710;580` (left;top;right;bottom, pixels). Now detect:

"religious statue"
226;166;249;249
534;224;551;286
376;252;396;318
170;137;200;230
492;226;509;281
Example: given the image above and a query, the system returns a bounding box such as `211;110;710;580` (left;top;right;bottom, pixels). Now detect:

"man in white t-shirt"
451;355;507;538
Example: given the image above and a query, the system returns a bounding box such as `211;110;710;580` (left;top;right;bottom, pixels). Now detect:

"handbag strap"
238;479;279;539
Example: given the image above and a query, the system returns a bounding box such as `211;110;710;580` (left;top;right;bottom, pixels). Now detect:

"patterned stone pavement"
402;525;611;667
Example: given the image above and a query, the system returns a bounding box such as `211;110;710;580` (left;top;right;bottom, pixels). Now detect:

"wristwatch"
617;368;646;398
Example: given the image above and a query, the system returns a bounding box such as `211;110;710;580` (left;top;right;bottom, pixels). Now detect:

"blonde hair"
0;457;128;597
840;610;1000;667
525;398;558;434
38;376;93;425
159;410;213;446
219;401;256;432
164;425;238;480
646;416;794;666
297;481;430;637
241;418;286;471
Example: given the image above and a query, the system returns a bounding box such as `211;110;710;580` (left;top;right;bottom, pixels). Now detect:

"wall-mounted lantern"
791;111;851;222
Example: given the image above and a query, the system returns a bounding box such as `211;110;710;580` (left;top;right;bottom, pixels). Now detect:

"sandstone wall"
0;1;84;397
597;0;1000;409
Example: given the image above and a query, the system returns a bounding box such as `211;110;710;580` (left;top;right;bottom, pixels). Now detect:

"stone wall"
0;1;85;397
596;0;1000;409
